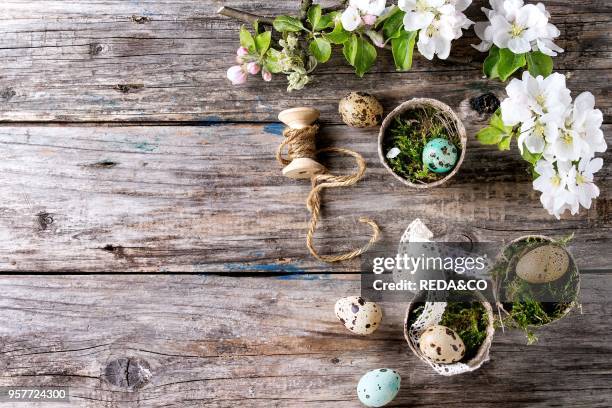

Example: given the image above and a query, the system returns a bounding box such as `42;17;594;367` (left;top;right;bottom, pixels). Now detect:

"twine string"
276;125;381;263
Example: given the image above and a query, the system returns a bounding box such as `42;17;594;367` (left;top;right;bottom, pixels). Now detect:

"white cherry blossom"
341;6;363;31
569;92;607;159
568;158;603;210
354;0;387;16
533;159;572;218
399;0;445;31
417;12;457;59
500;71;571;128
341;0;387;32
399;0;473;60
473;0;563;56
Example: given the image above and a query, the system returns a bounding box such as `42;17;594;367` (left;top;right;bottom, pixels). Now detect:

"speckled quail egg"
422;138;458;173
339;92;384;128
515;244;570;284
335;296;382;335
418;325;465;364
357;368;401;407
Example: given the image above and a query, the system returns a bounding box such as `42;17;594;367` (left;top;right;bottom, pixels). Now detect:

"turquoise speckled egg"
357;368;401;407
422;138;458;173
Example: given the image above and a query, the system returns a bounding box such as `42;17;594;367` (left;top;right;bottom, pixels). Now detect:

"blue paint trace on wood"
133;141;157;152
223;263;304;273
263;123;284;136
276;273;328;281
200;115;222;124
222;263;328;280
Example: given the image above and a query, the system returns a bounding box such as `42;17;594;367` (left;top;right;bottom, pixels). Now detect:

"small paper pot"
403;290;495;375
378;98;467;189
494;235;580;328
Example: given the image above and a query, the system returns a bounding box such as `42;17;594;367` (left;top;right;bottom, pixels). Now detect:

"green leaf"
255;31;271;56
497;48;526;81
343;34;377;77
309;37;332;63
526;51;553;78
490;109;513;133
307;5;321;31
476;125;504;145
315;12;336;30
240;26;256;53
391;30;417;71
483;46;501;79
498;134;512;150
273;16;306;32
383;9;406;40
325;20;350;44
375;5;400;28
521;146;543;164
264;48;283;73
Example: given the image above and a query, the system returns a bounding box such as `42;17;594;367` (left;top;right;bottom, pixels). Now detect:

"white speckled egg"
335;296;382;335
419;325;465;364
357;368;401;407
339;92;384;128
516;244;570;284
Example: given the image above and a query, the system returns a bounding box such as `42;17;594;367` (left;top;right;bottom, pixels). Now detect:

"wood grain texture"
0;273;610;407
0;0;610;122
0;122;610;272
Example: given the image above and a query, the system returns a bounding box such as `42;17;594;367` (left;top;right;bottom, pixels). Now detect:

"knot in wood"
0;87;16;101
36;211;54;230
470;93;500;115
104;357;152;390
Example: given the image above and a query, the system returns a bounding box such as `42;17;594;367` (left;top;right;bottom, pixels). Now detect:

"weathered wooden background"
0;0;610;407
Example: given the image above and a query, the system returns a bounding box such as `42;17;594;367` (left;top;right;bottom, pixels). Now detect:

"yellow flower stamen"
510;23;525;37
550;174;561;187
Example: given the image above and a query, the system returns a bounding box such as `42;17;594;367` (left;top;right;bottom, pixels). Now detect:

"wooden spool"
278;107;326;179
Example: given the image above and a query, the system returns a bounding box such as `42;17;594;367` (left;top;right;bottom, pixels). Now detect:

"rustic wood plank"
0;0;609;122
0;273;610;407
1;122;609;272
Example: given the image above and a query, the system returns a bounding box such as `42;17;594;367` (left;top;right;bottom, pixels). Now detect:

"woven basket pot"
494;235;580;328
378;98;467;189
404;290;495;375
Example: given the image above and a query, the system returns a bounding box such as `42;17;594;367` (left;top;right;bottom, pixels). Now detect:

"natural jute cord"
276;125;381;263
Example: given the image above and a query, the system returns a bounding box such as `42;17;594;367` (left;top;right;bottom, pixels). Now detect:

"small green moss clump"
409;301;489;362
439;302;488;361
384;107;461;183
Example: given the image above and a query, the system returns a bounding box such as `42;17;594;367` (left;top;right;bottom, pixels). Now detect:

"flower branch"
220;0;476;91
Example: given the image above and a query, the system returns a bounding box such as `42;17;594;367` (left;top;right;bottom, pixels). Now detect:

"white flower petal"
386;147;401;159
417;34;436;60
403;11;434;31
341;7;363;31
508;37;531;54
398;0;417;12
500;98;531;126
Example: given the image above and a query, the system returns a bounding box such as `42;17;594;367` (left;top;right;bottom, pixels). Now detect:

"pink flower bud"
362;14;377;26
262;70;272;82
226;65;247;85
237;47;249;57
246;62;261;75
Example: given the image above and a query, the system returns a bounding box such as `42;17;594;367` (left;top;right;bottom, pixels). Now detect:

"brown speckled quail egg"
338;92;383;128
419;325;465;364
335;296;382;335
516;244;570;284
